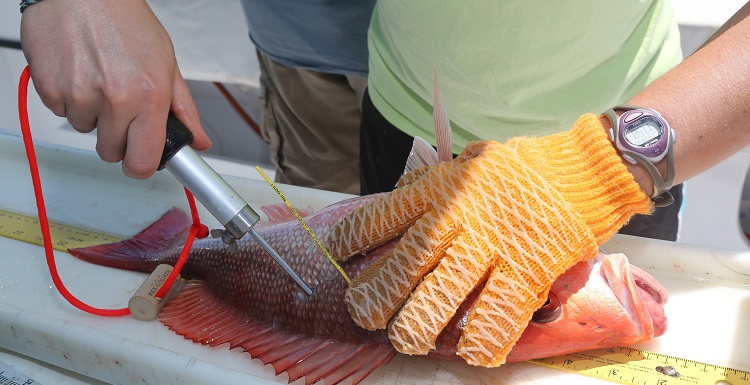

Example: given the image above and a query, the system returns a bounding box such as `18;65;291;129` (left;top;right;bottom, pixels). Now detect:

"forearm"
626;2;750;191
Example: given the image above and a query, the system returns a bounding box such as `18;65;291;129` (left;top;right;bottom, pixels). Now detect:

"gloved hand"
327;114;653;367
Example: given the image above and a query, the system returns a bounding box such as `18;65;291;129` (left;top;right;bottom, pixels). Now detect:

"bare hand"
20;0;211;179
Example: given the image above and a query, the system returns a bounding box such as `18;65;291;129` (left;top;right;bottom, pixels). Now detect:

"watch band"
603;104;676;207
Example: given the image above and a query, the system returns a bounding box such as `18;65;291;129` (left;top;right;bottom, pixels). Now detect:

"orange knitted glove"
327;114;652;367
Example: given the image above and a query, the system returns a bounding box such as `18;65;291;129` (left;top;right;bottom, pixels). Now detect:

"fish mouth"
599;253;669;339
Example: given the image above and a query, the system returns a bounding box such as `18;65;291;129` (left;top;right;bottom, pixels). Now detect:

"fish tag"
128;264;181;321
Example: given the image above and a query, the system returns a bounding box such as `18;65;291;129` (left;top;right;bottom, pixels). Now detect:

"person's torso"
367;0;683;152
241;0;376;77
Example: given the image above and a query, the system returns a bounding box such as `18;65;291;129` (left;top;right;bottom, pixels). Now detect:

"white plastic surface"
680;148;750;251
0;132;748;385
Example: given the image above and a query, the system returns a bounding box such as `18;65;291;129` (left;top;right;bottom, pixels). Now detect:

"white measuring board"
0;130;749;385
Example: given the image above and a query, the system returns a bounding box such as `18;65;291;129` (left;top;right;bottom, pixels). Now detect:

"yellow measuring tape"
0;209;121;251
255;166;351;284
1;209;748;384
529;347;749;384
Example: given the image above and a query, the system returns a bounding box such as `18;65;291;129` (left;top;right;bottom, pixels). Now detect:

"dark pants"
359;89;682;241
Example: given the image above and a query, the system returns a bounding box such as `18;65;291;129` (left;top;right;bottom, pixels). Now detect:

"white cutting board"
0;130;748;385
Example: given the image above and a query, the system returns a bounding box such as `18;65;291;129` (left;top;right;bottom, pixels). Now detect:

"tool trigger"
210;228;239;253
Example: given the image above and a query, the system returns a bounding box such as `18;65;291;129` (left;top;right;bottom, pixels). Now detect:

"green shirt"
368;0;683;153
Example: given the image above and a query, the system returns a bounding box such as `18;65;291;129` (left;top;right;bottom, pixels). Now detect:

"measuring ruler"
530;347;750;384
0;209;121;252
0;360;43;385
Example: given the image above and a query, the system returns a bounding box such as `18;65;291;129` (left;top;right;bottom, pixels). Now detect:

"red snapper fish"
69;195;669;385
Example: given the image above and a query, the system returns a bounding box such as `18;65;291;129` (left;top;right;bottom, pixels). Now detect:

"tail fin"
68;208;191;272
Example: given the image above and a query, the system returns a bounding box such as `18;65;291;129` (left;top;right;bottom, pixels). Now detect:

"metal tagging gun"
158;113;313;296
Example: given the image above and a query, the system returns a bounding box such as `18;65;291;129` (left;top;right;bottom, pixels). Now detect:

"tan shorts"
257;51;365;195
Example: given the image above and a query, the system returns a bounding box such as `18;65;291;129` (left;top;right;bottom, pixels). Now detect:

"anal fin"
160;283;396;385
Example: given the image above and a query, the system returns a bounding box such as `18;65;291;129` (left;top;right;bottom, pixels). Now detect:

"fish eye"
532;293;561;323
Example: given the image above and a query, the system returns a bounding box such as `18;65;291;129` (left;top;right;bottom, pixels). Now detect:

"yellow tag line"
255;167;352;284
0;209;121;252
529;347;750;385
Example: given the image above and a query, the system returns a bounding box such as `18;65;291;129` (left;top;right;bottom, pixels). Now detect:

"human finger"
120;107;169;179
27;71;67;118
170;66;211;151
386;225;497;355
344;208;461;330
64;89;101;134
328;161;455;261
94;96;139;164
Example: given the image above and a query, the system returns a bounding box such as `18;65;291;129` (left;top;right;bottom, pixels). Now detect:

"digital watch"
602;104;676;207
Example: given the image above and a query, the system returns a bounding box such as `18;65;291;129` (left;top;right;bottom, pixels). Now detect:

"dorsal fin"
433;70;453;162
403;71;454;175
259;203;315;227
160;283;397;385
404;136;439;174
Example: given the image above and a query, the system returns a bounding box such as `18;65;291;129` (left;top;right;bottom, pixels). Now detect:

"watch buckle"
652;191;674;208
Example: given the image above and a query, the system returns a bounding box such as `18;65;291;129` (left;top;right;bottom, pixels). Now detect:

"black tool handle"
158;113;194;171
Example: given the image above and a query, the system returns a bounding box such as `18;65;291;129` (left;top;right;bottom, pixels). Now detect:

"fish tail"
68;208;191;273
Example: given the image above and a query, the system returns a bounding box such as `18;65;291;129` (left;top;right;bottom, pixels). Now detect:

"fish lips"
600;253;669;340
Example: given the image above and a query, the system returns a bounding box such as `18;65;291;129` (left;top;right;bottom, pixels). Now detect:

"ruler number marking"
0;209;120;251
528;347;750;385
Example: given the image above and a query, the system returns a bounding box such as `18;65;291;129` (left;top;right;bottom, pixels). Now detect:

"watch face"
614;108;672;163
624;116;663;147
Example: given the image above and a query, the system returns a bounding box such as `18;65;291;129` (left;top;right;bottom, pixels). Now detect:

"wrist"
507;114;653;244
601;105;676;207
598;116;655;197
